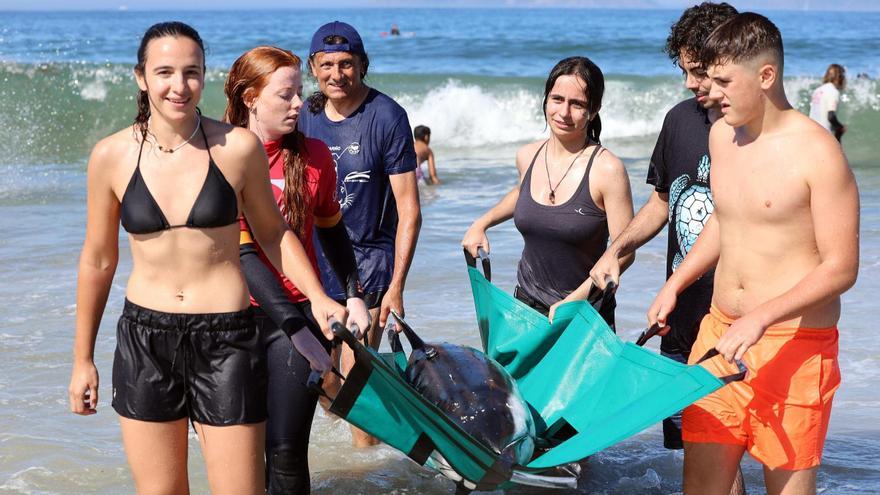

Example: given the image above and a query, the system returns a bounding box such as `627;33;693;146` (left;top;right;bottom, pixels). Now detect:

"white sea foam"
392;75;879;151
79;80;107;101
601;79;686;139
395;78;687;148
397;79;545;148
393;78;674;148
0;466;51;493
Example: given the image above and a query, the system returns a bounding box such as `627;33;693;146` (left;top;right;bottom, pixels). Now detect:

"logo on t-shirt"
328;142;361;163
344;171;371;183
328;142;368;209
669;155;714;271
337;170;373;209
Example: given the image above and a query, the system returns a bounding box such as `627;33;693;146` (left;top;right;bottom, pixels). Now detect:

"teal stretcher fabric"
467;263;727;468
324;261;729;490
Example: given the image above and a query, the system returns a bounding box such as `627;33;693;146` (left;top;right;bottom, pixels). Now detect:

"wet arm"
571;152;635;297
607;191;668;260
73;144;120;363
664;214;720;295
462;145;532;255
70;142;120;413
646;214;720;329
387;171;422;297
601;154;636;272
589;190;668;289
427;149;440;184
466;187;518;234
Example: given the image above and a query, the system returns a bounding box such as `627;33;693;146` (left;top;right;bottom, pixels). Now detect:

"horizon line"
3;5;880;12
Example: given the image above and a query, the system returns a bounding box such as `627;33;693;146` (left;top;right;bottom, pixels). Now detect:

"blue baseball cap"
309;21;366;57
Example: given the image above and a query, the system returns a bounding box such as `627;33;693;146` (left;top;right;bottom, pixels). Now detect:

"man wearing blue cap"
298;21;421;447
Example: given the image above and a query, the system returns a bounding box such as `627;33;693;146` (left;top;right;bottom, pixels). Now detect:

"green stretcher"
464;249;744;470
320;250;744;492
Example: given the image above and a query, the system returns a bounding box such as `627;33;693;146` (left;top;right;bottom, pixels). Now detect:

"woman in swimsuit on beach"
68;22;346;494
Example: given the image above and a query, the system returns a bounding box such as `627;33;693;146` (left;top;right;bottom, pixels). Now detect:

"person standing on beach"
809;63;847;142
298;21;421;447
224;46;370;493
647;13;858;494
413;125;440;185
589;5;744;490
68;22;347;494
462;56;634;328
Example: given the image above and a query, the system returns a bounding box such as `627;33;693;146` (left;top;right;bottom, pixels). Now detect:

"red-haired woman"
224;46;370;494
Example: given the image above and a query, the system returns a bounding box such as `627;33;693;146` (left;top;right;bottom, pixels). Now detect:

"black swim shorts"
335;289;388;310
363;290;388;310
111;299;267;425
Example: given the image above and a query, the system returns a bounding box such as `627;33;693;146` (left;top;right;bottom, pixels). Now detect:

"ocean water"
1;7;878;494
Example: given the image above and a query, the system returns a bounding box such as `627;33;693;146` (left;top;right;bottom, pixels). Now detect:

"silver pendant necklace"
545;141;587;204
151;113;201;154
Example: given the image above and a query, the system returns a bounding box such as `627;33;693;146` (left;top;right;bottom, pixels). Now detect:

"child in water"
413;125;440;185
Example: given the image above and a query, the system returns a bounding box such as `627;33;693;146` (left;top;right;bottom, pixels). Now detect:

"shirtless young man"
647;13;859;495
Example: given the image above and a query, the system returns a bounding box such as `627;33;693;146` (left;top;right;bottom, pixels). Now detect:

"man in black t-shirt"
589;1;742;466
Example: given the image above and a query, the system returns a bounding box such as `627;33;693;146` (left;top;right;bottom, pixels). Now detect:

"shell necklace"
150;113;201;153
544;141;587;204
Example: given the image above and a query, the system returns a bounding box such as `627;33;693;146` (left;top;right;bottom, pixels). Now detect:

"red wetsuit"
240;137;339;303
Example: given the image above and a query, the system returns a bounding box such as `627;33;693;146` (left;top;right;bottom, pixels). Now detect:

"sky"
0;0;878;11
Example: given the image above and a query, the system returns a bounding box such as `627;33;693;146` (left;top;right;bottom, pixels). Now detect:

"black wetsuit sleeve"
315;221;364;299
240;242;309;338
827;111;844;132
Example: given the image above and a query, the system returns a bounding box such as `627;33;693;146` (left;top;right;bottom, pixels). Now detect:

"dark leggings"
255;306;329;495
240;242;330;494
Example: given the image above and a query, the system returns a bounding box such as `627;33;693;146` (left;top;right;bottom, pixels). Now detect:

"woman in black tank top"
462;57;634;326
68;22;348;495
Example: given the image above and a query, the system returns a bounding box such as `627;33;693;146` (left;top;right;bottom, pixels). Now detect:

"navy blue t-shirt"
298;88;417;299
646;98;715;356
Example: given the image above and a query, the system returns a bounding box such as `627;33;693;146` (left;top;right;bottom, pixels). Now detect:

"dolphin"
320;313;577;492
388;311;536;487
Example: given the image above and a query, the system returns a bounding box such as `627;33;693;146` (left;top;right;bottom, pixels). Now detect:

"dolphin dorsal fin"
390;310;426;350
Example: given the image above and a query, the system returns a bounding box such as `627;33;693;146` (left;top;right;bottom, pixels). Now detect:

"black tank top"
513;141;610;309
120;125;239;234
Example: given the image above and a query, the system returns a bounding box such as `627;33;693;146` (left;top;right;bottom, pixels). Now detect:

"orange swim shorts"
682;305;841;470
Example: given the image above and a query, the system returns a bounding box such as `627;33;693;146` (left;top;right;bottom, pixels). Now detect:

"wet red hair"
224;46;311;238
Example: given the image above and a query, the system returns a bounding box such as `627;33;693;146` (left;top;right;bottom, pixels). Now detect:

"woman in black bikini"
67;22;345;494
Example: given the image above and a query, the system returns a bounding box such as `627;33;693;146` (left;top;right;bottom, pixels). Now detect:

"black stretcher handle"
586;277;616;313
634;325;745;384
636;322;664;347
463;247;491;282
304;318;350;398
695;348;747;384
587;276;617;311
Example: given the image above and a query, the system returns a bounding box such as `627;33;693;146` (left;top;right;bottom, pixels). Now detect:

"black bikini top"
120;124;239;235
